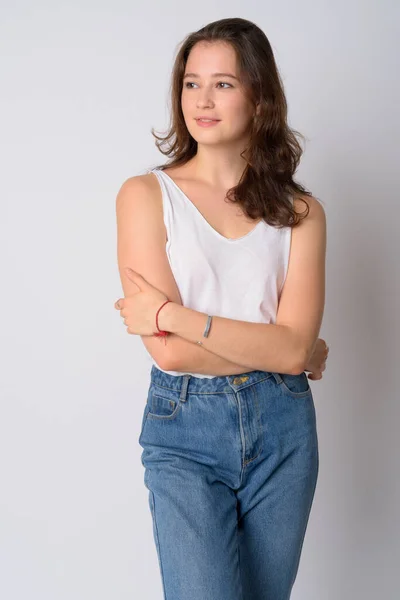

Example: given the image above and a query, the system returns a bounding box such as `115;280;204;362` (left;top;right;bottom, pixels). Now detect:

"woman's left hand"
114;268;169;336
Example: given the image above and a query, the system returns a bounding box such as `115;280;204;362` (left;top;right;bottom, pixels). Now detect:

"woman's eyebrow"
183;72;239;80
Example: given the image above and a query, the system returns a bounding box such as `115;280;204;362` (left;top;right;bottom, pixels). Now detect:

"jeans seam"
243;446;262;466
236;514;244;600
289;444;319;589
150;490;168;600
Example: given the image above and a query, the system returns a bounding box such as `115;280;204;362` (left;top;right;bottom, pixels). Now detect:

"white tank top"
146;167;293;378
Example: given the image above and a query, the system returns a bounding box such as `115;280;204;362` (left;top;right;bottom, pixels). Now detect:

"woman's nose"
196;89;215;107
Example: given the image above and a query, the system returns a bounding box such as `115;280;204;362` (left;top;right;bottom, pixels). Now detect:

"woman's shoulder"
292;193;325;221
119;170;163;200
115;171;166;225
116;172;167;242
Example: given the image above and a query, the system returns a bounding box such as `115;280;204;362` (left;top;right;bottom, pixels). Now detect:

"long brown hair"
150;17;315;228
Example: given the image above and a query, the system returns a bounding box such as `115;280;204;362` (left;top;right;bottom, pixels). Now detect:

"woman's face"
181;41;255;147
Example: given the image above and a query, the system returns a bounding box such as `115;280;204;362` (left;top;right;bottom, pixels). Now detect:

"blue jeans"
139;365;319;600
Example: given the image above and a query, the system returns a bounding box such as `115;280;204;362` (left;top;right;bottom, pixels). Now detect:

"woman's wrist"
157;301;179;333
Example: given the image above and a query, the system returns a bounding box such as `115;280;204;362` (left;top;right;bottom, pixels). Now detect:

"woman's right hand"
304;338;329;380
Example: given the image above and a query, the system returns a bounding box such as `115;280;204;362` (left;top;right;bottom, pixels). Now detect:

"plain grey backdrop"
1;1;399;598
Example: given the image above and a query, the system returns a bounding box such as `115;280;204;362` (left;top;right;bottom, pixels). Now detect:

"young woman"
115;17;328;600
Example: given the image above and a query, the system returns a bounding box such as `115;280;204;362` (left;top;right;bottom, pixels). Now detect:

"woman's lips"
195;119;221;127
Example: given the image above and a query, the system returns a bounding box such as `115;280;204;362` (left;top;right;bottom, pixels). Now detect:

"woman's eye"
184;81;232;89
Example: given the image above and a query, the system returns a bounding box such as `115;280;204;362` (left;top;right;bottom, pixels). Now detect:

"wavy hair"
150;17;315;228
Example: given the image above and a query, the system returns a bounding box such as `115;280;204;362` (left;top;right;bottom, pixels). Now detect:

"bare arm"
159;303;300;374
159;332;257;376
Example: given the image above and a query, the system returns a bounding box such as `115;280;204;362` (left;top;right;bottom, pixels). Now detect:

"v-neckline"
153;168;264;243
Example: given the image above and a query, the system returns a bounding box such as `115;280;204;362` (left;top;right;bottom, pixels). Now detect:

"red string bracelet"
153;300;171;345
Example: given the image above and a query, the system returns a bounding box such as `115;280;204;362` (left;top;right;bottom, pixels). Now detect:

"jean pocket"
147;385;182;420
276;371;311;398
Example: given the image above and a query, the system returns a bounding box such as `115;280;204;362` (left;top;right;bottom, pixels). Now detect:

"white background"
1;1;399;598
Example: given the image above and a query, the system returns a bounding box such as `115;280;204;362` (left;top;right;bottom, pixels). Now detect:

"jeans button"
233;376;249;384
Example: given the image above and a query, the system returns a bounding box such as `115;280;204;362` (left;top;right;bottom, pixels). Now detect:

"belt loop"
271;372;282;385
179;374;191;402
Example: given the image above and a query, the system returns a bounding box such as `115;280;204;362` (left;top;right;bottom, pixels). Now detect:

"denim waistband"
150;365;283;402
